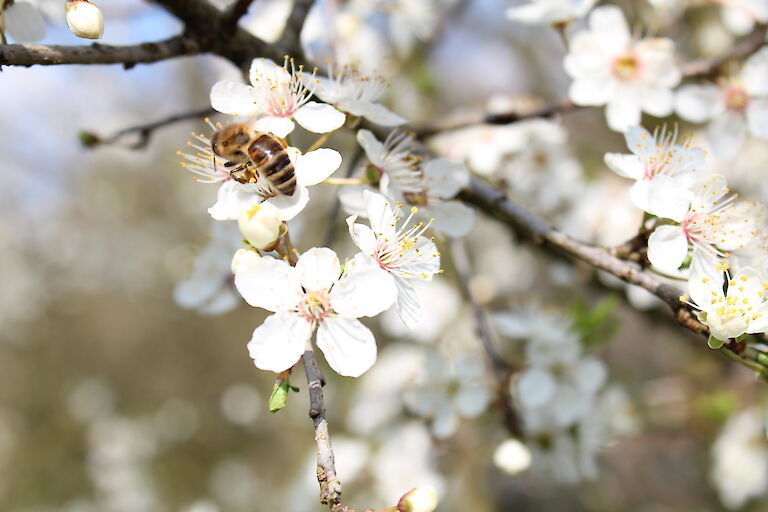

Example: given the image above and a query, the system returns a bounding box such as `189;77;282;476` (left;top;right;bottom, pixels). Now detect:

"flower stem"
307;130;334;152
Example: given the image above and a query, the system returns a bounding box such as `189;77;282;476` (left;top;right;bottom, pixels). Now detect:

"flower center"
251;56;317;119
612;54;640;82
374;206;435;278
724;86;749;112
298;290;331;322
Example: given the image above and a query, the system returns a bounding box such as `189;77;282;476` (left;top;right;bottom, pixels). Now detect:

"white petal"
746;98;768;139
628;179;652;212
253;116;295;138
604;153;644;180
234;256;302;312
295;148;342;186
688;249;724;310
588;5;631;52
331;253;397;318
356;129;386;166
606;94;642;132
708;110;747;160
568;78;614;106
316;317;377;377
4;1;46;42
249;57;291;86
517;368;556;408
742;47;768;96
247;312;312;373
208;181;259;221
364;189;397;234
423;159;469;199
432;407;459;439
296;247;341;292
394;278;421;329
210;81;261;116
647;225;689;272
640;87;675;117
675;84;722;123
645;174;692;221
346;217;378;255
293;102;346;134
338;185;372;217
357;102;407;126
506;3;552;24
264;184;309;221
574;357;607;393
454;383;490;418
425;201;475;238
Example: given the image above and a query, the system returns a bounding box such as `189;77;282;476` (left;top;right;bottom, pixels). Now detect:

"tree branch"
0;35;200;68
459;176;768;379
449;238;524;438
680;23;767;78
277;0;316;61
302;348;352;512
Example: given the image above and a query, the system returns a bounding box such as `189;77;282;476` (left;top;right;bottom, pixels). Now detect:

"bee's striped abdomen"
247;133;296;197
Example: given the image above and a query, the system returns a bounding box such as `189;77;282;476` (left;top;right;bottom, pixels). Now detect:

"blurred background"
1;0;768;511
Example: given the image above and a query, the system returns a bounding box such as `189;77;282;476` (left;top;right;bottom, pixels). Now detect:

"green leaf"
269;379;290;413
569;295;621;347
707;335;726;349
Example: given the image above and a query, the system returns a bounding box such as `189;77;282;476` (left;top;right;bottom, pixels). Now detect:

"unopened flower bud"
65;0;104;40
231;247;261;274
397;487;439;512
237;202;282;251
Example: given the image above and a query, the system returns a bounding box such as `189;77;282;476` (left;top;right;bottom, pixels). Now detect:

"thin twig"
680;23;767;78
223;0;255;30
460;176;768;379
0;35;200;68
277;0;316;62
302;348;353;512
81;107;215;150
450;238;524;437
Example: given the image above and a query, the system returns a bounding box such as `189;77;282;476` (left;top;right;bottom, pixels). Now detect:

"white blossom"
234;248;397;377
493;438;532;475
347;190;441;328
710;407;768;509
237;202;283;250
312;61;405;126
210;57;346;138
507;0;596;25
404;352;490;439
604;125;705;213
564;6;681;132
686;259;768;342
675;47;768;160
65;0;104;40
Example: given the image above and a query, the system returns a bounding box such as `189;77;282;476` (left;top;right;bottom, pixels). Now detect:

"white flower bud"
398;487;439;512
231;248;261;275
65;0;104;40
237;202;282;251
493;438;532;475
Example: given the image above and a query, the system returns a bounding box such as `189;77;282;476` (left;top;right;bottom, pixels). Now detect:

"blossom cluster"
175;56;471;378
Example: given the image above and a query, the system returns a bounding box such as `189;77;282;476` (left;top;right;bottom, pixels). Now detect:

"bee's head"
211;123;255;163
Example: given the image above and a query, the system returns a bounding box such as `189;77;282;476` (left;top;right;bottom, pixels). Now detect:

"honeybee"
210;123;296;197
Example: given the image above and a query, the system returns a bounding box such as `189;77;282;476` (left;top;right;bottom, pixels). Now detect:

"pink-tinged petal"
604;153;644;179
264;184;309;221
316;317;377;377
346;217;377;255
331;253;397;318
423;159;469;199
645;174;692;221
647;225;688;272
425;201;475;238
247;312;312;373
708;110;747;160
606;93;642;132
364;189;397;234
235;256;302;312
293;102;346;134
253;116;295;138
675;84;722;123
746;98;768;139
356;129;386;166
588;5;631;53
295;148;342;186
4;1;46;42
742;47;768;97
394;277;421;329
249;57;291;86
688;249;724;310
296;247;341;292
356;102;407;126
210;81;261;116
